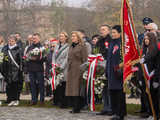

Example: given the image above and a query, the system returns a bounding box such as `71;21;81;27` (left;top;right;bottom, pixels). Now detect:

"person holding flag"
121;0;159;120
140;32;160;120
106;25;126;120
135;18;154;117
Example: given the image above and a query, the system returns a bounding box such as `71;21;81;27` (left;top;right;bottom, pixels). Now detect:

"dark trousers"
149;80;159;119
68;96;83;112
53;82;68;107
6;81;22;101
72;96;81;112
110;89;126;117
29;72;44;103
140;87;150;113
25;82;30;94
136;64;150;113
102;85;112;112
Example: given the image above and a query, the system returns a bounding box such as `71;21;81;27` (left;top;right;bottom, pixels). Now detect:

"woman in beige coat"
65;31;88;113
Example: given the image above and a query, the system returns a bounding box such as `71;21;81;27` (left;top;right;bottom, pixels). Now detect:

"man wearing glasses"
138;17;154;47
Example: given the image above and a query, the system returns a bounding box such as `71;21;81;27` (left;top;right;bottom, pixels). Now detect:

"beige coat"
65;44;88;96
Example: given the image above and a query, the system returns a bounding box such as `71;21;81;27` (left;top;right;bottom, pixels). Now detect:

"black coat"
96;34;111;59
106;37;123;90
26;43;45;72
2;45;23;83
144;44;160;81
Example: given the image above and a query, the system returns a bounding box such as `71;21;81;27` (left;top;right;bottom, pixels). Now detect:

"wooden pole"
125;0;157;119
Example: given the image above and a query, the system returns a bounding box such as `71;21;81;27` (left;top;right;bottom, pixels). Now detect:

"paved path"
0;93;145;120
0;107;146;120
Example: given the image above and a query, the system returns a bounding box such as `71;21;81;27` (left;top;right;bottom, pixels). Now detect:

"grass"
95;103;140;115
0;100;140;115
1;100;56;108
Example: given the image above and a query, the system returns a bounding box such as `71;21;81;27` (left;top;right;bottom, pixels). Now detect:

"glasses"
146;29;151;32
50;46;55;48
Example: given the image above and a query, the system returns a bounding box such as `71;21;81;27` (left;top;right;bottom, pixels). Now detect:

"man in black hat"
138;17;153;46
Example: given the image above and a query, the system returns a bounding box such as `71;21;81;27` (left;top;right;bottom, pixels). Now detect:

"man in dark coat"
96;24;113;115
26;33;46;105
106;25;126;120
138;17;154;47
96;25;112;59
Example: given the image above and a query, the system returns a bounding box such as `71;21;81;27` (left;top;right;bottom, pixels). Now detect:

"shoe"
8;101;16;106
147;116;154;120
106;111;114;116
69;110;80;113
39;102;45;106
140;112;150;118
110;115;124;120
13;101;19;106
29;101;37;106
134;110;146;113
59;104;68;108
96;110;109;115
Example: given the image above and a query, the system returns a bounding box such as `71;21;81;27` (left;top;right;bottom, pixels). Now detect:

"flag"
121;1;157;119
121;0;139;83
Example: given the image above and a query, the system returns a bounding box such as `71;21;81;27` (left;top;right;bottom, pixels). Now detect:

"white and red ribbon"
144;64;155;87
86;54;104;111
51;63;57;91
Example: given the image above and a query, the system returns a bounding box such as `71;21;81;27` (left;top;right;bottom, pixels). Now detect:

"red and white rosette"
86;54;104;111
51;63;57;91
105;41;109;48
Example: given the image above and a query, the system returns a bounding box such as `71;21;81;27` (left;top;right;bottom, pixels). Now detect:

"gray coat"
65;44;88;96
52;43;69;81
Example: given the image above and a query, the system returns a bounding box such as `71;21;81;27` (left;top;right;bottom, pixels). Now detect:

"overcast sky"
66;0;89;7
42;0;90;7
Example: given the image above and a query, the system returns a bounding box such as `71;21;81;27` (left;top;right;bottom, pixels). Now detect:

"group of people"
0;16;160;120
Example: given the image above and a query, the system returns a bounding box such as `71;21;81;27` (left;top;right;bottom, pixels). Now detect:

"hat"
142;17;153;25
50;39;58;44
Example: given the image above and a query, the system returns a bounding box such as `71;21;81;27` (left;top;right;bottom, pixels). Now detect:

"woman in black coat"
140;32;160;120
106;25;126;120
2;34;23;106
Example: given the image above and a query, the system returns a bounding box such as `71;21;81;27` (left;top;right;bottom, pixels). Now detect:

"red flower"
104;42;109;48
23;56;27;59
113;45;119;54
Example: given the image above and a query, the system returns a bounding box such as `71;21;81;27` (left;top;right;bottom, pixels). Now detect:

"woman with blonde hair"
65;31;88;113
52;31;70;107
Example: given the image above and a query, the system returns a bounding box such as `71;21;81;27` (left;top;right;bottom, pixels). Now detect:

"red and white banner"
51;63;57;91
122;0;139;83
86;54;104;111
